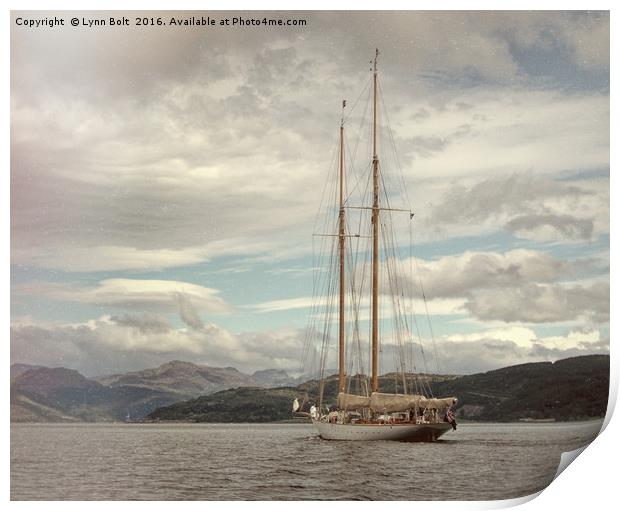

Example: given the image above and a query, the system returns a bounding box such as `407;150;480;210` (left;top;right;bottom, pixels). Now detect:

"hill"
147;355;609;423
147;387;302;423
432;355;610;421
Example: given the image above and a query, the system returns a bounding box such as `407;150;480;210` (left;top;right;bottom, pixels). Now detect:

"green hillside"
433;355;610;421
147;355;609;423
147;387;302;422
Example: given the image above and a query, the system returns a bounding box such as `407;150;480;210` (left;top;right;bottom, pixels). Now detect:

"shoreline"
11;417;606;426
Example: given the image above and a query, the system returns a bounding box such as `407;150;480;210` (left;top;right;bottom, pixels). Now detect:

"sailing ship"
294;50;457;441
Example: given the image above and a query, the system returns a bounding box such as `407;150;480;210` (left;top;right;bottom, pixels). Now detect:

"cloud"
109;313;171;333
394;90;609;181
10;316;304;377
426;172;608;242
465;281;609;324
250;296;466;325
563;13;610;71
505;214;594;241
396;250;608;324
176;292;205;330
410;249;572;298
10;14;609;271
367;326;608;375
9;12;609;377
445;326;602;351
432;335;608;375
250;297;321;313
10;314;608;378
446;326;538;349
13;278;234;317
256;249;608;325
428;326;608;374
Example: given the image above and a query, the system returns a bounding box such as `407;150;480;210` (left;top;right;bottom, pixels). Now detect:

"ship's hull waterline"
313;419;452;442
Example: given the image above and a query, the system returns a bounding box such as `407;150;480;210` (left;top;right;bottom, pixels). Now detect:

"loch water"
11;420;603;501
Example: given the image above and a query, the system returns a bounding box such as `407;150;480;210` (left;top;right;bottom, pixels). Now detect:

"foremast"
338;100;346;395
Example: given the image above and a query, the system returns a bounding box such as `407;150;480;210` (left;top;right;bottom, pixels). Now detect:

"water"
11;420;602;501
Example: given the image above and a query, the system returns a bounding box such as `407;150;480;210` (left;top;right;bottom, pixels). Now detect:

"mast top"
373;48;379;74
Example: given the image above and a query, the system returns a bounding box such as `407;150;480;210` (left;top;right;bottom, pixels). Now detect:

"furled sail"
419;397;458;410
369;392;426;413
337;393;371;410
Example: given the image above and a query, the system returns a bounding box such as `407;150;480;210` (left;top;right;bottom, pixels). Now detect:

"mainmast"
338;100;346;395
371;48;380;394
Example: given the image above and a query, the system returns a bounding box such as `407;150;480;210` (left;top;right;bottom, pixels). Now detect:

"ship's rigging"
298;50;456;441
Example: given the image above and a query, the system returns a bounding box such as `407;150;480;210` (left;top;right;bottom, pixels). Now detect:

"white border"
4;1;615;509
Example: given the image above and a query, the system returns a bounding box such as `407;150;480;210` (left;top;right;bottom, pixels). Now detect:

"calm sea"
11;420;602;501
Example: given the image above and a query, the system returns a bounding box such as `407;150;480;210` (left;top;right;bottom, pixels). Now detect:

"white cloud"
445;326;603;352
409;249;572;298
536;329;602;351
465;281;609;324
13;278;234;316
394;90;609;180
251;297;319;313
261;249;608;325
10;314;608;378
10;316;304;376
447;326;537;349
423;172;609;243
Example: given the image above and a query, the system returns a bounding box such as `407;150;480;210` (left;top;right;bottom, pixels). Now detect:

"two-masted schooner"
295;50;457;442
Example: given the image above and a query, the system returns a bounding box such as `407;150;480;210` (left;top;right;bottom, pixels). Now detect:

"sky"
10;10;609;377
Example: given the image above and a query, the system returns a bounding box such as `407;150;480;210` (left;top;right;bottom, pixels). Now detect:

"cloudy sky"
10;10;609;377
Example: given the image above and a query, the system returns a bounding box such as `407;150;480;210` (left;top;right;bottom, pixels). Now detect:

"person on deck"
444;409;457;430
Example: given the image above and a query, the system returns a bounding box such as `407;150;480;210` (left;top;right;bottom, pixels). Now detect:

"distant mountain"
11;366;182;422
252;368;301;387
10;360;298;422
10;363;44;380
96;360;259;396
147;355;609;423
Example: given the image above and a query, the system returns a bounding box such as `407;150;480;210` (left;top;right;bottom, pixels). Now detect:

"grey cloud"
406;136;448;158
109;313;171;333
11;13;609;271
10;319;305;377
399;123;472;160
376;336;608;376
465;281;609;323
176;293;205;330
431;172;591;225
428;172;606;242
506;214;594;240
390;250;608;324
410;108;430;120
12;279;234;316
11;317;608;378
439;337;608;375
529;337;610;360
410;250;571;299
10;43;330;270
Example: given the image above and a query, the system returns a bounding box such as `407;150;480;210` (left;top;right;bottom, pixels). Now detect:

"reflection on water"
11;421;602;500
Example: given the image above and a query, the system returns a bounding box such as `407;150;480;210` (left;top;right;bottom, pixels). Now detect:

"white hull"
313;419;452;442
